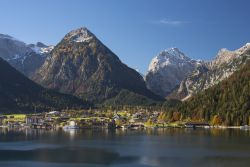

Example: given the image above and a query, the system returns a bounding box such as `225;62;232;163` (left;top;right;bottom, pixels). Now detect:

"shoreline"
0;125;249;130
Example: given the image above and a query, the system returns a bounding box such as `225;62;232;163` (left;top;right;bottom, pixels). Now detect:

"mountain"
28;42;54;55
145;48;199;97
171;43;250;100
0;57;89;114
32;27;163;104
178;58;250;126
0;34;53;77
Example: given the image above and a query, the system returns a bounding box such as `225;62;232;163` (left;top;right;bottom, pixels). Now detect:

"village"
0;109;214;130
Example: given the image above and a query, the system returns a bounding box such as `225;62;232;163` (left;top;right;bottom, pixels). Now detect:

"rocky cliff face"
145;48;199;97
170;43;250;100
0;34;53;77
32;27;162;103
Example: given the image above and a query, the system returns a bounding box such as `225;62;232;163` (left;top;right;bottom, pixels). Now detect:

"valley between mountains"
0;27;249;126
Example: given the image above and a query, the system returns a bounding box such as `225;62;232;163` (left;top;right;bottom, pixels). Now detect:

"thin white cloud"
151;18;190;26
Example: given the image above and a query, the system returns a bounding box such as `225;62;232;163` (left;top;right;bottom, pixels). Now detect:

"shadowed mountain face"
0;34;53;77
32;27;163;104
0;57;89;113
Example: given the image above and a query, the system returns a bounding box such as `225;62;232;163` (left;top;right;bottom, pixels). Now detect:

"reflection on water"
0;128;250;167
0;147;121;165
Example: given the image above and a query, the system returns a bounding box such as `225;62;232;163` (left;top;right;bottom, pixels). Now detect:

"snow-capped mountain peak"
161;47;189;60
148;48;192;72
146;48;198;97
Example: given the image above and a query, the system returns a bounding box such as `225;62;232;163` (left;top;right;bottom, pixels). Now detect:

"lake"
0;128;250;167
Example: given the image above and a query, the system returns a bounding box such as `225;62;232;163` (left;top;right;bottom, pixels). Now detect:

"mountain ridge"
170;43;250;100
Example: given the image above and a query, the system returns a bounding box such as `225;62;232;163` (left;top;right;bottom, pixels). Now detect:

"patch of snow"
6;54;27;64
75;36;93;43
182;94;192;101
66;27;94;43
7;54;21;61
30;45;54;55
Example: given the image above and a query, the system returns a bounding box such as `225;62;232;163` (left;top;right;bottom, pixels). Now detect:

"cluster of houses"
0;110;211;130
0;111;127;130
0;115;7;126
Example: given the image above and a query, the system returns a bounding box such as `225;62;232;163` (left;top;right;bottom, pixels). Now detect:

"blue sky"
0;0;250;74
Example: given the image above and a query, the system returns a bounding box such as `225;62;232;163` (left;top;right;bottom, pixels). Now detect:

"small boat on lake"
185;122;210;129
240;125;250;130
63;121;79;129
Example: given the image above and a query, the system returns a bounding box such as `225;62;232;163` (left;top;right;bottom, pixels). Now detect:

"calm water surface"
0;128;250;167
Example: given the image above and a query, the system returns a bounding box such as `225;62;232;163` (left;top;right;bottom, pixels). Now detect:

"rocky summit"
32;27;162;104
145;48;199;98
